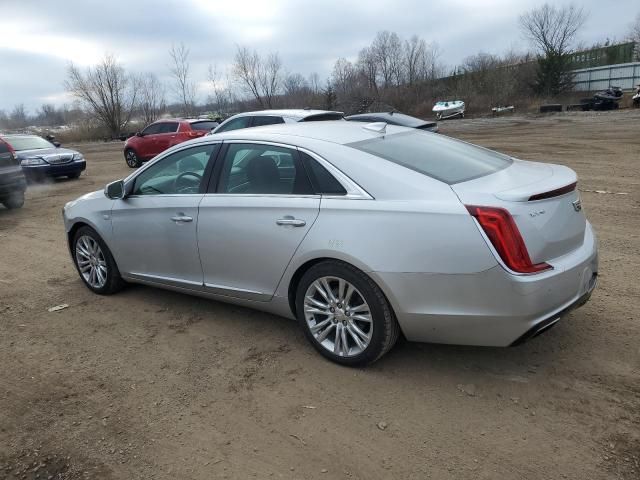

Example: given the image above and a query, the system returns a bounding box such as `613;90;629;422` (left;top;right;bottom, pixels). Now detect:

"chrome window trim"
124;141;223;184
221;140;372;199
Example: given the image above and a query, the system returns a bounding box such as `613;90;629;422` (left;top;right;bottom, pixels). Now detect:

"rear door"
197;141;320;300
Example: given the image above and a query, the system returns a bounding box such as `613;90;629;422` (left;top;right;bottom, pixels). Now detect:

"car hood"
14;147;79;160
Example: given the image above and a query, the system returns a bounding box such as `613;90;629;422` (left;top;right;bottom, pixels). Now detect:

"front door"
111;143;218;287
152;121;180;156
198;142;320;300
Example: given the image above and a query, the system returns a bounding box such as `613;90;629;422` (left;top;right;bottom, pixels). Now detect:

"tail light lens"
187;131;204;138
466;205;552;274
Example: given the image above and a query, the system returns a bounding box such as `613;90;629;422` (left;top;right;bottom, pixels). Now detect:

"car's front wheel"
296;260;400;366
124;149;141;168
72;226;124;295
2;191;25;209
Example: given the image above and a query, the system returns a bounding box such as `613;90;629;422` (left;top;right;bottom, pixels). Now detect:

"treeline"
3;4;638;139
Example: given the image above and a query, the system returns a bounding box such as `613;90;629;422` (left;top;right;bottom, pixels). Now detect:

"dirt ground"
1;110;639;480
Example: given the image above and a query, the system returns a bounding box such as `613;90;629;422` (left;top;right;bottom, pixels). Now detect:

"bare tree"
66;54;139;137
232;46;282;108
139;73;166;125
207;64;235;114
233;46;264;107
629;13;640;55
520;3;588;95
169;42;196;116
357;47;379;94
371;31;403;87
332;58;356;96
308;72;321;95
259;52;282;108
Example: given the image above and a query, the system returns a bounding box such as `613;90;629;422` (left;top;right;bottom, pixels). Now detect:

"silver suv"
212;109;344;134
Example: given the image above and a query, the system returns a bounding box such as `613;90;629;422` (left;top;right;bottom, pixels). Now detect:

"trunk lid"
452;159;586;263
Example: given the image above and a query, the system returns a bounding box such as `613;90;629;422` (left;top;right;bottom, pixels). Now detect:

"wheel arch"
286;256;403;336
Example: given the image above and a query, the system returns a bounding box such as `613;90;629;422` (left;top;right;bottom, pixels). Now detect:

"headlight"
21;157;46;166
73;153;84;161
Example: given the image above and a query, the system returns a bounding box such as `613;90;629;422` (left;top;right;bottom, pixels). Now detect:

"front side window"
133;144;216;195
217;143;312;195
142;123;163;135
216;116;251;133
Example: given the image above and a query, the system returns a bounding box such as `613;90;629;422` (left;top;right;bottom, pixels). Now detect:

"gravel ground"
1;109;639;479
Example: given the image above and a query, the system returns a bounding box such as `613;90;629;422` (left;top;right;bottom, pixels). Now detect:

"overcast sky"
0;0;637;113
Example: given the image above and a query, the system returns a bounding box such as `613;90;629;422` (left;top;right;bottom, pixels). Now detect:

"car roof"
205;120;413;146
229;109;344;120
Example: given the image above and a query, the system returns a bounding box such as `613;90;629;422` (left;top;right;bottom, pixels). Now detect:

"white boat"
432;100;465;120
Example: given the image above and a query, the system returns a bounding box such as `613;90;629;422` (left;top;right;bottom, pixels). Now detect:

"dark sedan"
1;134;86;181
345;111;438;133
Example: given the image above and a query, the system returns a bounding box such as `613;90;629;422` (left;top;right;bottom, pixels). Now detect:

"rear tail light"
187;131;204;138
466;205;552;274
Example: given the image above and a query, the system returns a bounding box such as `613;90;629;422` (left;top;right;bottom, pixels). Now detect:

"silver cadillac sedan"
63;121;598;365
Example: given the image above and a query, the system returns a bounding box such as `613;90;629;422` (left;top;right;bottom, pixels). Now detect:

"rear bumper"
22;160;86;178
372;222;598;346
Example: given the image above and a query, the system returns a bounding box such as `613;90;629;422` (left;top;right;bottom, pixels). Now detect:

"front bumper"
372;222;598;347
22;160;86;178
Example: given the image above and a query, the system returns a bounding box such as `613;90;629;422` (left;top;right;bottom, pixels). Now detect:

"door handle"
276;217;306;227
171;214;193;223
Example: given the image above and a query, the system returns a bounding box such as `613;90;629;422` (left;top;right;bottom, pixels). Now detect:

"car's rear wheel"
296;260;399;366
2;191;25;209
73;226;124;295
125;149;141;168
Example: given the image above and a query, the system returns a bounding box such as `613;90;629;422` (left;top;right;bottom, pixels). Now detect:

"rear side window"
158;122;179;133
300;152;346;195
190;121;219;131
252;116;285;127
302;113;344;122
347;131;512;184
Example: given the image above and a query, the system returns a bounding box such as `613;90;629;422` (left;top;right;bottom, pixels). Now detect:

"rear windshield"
346;131;511;184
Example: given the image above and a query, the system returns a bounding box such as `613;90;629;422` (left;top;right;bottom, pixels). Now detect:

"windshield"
347;130;512;184
4;135;54;151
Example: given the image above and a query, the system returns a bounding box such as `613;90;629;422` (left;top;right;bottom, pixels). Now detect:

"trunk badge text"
572;199;582;212
529;209;545;218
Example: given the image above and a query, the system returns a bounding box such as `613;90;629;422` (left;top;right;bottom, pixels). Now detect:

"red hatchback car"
123;119;219;168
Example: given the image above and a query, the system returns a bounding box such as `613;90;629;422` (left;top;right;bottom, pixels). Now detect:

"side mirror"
105;180;125;200
136;131;144;137
53;141;61;148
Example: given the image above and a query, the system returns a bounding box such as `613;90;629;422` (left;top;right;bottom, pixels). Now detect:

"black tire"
295;260;400;366
72;226;124;295
68;172;82;179
2;191;25;209
125;148;141;168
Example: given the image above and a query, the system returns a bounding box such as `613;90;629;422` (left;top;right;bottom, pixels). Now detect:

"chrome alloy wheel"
303;276;373;357
75;235;108;289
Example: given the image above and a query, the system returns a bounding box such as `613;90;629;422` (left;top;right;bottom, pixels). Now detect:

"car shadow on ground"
115;282;577;382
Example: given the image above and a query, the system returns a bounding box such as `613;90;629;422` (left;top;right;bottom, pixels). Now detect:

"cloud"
0;0;637;113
